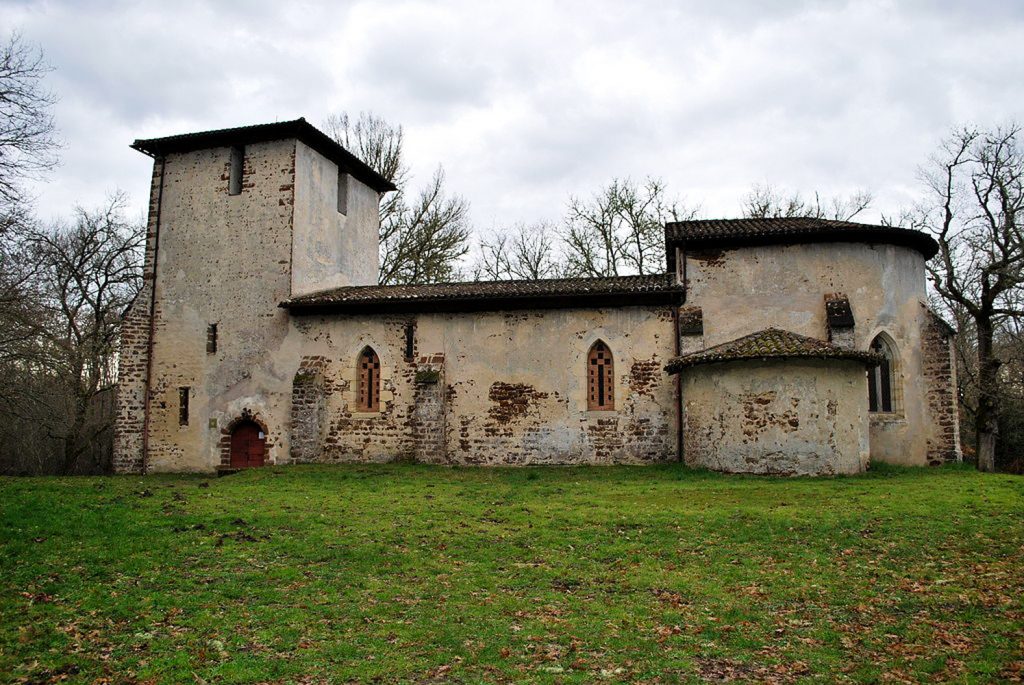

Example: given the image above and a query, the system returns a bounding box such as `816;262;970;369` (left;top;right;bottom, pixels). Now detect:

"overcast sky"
2;0;1022;238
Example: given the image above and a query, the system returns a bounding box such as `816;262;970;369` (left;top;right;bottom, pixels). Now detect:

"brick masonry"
921;305;963;464
290;356;328;463
412;355;446;463
112;161;163;474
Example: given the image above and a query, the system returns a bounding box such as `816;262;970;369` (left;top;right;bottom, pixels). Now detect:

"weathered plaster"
286;306;679;467
683;242;957;466
118;140;299;472
291;141;380;295
681;359;870;475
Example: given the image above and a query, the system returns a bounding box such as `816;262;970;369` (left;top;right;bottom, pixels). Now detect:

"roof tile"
131;118;396;193
664;217;938;260
284;273;684;312
664;327;882;373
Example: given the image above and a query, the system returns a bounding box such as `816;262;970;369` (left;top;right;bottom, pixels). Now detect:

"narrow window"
587;341;614;411
337;170;349;214
229;145;244;195
206;323;218;354
178;387;190;426
868;335;896;413
358;347;380;412
404;322;415;361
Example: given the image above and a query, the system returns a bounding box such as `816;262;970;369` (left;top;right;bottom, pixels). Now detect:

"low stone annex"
112;118;962;476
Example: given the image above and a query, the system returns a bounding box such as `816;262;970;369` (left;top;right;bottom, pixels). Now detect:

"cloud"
0;0;1020;231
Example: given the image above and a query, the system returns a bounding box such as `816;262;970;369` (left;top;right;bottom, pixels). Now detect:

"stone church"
112;119;961;476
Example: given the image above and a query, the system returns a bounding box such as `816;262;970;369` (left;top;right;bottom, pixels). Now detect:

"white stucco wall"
291;141;380;296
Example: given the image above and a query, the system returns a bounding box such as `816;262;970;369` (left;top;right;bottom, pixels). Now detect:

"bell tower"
113;118;394;473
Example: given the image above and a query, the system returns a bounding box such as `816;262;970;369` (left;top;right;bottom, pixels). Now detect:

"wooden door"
230;422;266;468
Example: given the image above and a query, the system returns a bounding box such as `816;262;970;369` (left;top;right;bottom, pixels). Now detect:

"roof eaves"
664;218;939;260
281;276;686;313
130;118;396;193
664;349;882;373
663;327;884;374
283;290;685;314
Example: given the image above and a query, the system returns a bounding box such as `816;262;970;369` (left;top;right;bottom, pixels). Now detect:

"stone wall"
436;308;677;465
681;358;871;475
282;306;679;467
314;316;419;463
291;141;380;295
137;140;298;472
683;242;941;466
112;161;164;474
290;356;328;463
114;135;383;473
412;355;446;464
921;306;962;464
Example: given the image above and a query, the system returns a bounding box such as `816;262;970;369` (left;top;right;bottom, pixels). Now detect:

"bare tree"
379;167;471;285
323;112;407;242
323;112;407;188
0;220;41;369
0;31;58;213
0;30;62;474
563;177;698;277
25;193;145;473
474;231;511;281
742;184;873;221
475;222;563;281
0;30;57;398
324;111;471;285
909;125;1024;472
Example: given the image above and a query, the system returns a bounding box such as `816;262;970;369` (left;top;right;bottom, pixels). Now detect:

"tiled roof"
131;118;396;193
665;327;882;373
664;217;939;265
283;273;684;313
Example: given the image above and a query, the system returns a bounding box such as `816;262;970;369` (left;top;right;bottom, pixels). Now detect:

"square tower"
113;119;395;473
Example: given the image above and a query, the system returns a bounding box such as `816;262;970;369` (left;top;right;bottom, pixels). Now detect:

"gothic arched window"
587;341;615;411
357;347;380;412
868;334;898;413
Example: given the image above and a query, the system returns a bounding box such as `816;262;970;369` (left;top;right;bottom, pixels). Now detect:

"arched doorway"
230;421;266;468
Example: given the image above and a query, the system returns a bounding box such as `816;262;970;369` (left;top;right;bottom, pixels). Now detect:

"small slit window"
337;170;350;214
868;334;898;413
229;145;244;195
587;340;614;411
178;387;190;426
358;347;380;412
404;322;415;361
206;323;218;354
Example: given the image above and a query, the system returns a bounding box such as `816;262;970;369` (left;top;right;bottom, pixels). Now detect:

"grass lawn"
1;464;1022;684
